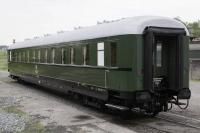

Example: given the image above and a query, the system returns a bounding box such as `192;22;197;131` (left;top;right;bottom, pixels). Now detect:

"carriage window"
17;52;19;62
21;52;23;62
156;43;162;67
22;51;25;62
97;42;104;66
38;50;41;63
111;42;117;67
83;45;89;65
33;50;36;63
45;49;48;63
21;52;22;62
15;52;18;62
61;48;66;64
18;52;22;62
26;50;29;63
70;47;74;64
13;51;15;62
9;51;12;62
13;51;16;62
20;52;22;62
52;48;55;64
83;47;86;65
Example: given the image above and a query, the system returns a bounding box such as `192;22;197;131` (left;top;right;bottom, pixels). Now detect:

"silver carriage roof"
9;16;189;50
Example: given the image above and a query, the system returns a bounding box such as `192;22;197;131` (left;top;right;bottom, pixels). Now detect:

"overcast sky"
0;0;199;45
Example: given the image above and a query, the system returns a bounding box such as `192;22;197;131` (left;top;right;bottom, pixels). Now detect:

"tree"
188;21;200;37
174;17;200;38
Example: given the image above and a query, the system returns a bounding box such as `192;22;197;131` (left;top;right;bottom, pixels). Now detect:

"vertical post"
144;29;154;91
176;35;184;90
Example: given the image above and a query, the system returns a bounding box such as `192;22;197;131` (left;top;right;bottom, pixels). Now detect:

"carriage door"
152;36;169;89
144;27;185;91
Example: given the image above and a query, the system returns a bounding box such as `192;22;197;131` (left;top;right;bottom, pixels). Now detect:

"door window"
156;42;162;67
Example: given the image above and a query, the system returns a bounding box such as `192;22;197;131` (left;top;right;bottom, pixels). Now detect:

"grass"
3;106;45;133
191;80;200;82
3;106;27;117
0;51;7;71
20;120;45;133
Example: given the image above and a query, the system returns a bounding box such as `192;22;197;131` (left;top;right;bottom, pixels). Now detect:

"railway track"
119;110;200;133
156;112;200;130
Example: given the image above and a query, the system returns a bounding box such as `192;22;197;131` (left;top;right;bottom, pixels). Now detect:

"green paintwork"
183;36;190;88
8;34;189;93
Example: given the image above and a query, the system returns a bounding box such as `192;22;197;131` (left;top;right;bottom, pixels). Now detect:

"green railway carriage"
7;16;191;115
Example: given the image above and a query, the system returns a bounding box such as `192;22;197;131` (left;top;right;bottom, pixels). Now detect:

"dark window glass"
83;45;90;65
62;48;67;64
111;42;117;67
20;51;23;62
22;51;25;62
86;45;90;65
33;50;36;63
9;51;12;62
35;50;38;62
54;48;62;64
11;51;14;62
27;50;30;63
38;50;41;63
70;47;75;64
39;49;44;63
47;48;51;63
45;49;48;63
17;52;19;62
63;47;70;64
30;49;34;63
18;52;21;62
13;51;17;62
52;48;55;64
35;50;40;63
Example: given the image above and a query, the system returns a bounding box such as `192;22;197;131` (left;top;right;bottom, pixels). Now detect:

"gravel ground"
0;112;26;132
0;71;200;133
0;71;136;133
